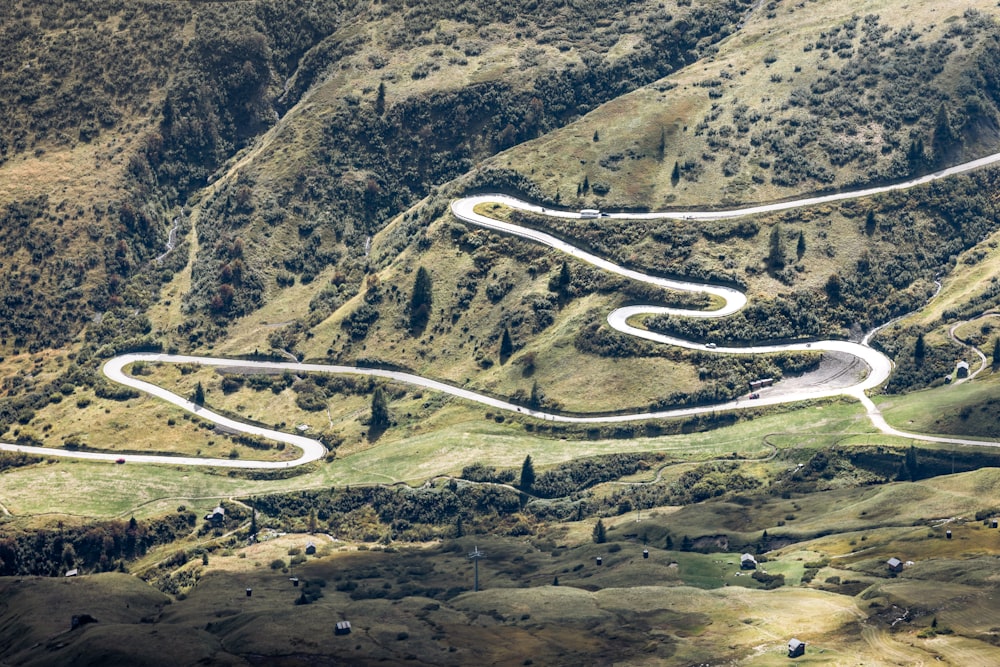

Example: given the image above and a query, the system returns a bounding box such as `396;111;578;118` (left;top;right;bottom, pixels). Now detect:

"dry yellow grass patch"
0;137;125;205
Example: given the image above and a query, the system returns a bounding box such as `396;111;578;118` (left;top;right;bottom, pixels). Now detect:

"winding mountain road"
6;152;1000;467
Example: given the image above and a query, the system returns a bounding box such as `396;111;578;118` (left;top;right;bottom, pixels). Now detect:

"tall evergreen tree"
865;209;876;236
192;381;205;405
593;519;607;544
520;455;535;493
374;81;386;115
500;326;514;363
671;160;681;185
931;103;955;164
554;260;572;303
796;230;806;259
825;273;842;303
409;266;432;333
559;261;571;289
370;386;390;430
905;445;919;481
993;337;1000;371
914;333;926;367
767;224;786;271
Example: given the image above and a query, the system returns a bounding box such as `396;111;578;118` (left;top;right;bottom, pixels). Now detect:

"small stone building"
887;557;903;573
956;360;970;378
305;541;316;555
788;638;806;658
205;506;225;524
740;553;758;570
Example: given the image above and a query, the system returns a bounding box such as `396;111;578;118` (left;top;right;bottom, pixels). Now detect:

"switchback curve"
7;152;1000;466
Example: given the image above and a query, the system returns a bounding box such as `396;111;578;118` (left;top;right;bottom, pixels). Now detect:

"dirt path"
949;313;999;382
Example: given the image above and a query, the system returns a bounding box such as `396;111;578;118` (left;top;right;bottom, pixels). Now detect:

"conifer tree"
825;273;842;303
593;519;607;544
520;455;535;493
767;224;786;270
500;326;513;363
370;386;390;430
554;260;572;303
409;266;432;333
375;81;386;115
931;103;954;164
905;445;919;481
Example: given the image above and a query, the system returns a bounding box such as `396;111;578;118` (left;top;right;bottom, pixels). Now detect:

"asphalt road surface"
7;151;1000;467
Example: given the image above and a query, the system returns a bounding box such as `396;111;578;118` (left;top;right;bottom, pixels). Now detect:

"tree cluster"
0;513;196;576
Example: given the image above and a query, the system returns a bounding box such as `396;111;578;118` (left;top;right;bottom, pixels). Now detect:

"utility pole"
468;546;486;592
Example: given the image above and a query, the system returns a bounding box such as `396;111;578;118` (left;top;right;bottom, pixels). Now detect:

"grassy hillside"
8;465;1000;665
504;1;1000;210
170;0;752;344
5;0;1000;435
154;0;1000;414
0;0;351;352
9;1;1000;664
0;0;757;444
